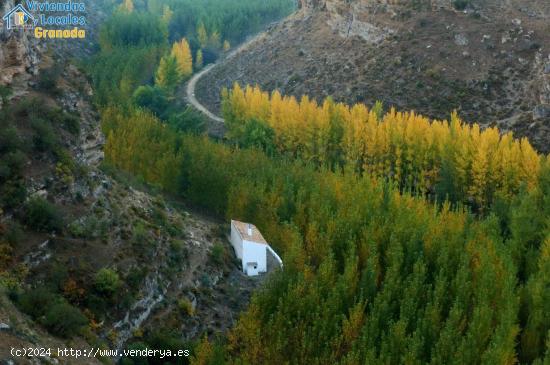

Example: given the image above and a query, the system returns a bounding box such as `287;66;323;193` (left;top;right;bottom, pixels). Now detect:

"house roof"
3;4;34;20
231;220;268;245
4;4;32;18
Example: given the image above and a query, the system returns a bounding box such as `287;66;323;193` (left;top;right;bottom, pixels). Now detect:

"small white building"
230;220;283;276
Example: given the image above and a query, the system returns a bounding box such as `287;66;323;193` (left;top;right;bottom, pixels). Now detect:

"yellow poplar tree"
171;38;193;79
469;128;489;210
222;83;544;210
223;40;231;52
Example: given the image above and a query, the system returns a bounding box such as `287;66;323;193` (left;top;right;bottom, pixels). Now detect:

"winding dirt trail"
185;32;266;123
186;64;225;123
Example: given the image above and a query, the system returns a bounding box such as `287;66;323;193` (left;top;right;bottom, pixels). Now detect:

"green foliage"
44;107;82;136
164;0;294;46
99;11;166;50
89;45;162;106
15;287;87;338
23;197;64;233
102;106;550;363
4;222;23;246
0;126;21;154
94;268;122;296
167;107;205;134
177;298;195;316
31;118;58;153
126;266;148;293
0;97;81;210
0;85;12;108
239;118;276;155
0;179;26;210
37;65;62;95
168;239;186;267
209;243;225;266
0;121;26;210
16;286;58;318
132;85;169;117
452;0;471;10
42;302;88;338
155;55;182;94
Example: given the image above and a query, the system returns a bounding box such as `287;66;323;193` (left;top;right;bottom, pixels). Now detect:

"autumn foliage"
102;104;549;364
223;84;543;211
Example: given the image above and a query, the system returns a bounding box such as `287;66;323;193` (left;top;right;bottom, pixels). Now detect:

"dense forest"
222;84;542;212
89;1;549;363
89;0;293;121
102;102;549;364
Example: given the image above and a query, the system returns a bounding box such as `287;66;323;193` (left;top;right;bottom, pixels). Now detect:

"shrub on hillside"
23;197;64;232
46;108;81;135
16;286;58;318
209;243;225;266
0;180;27;210
0;126;21;154
37;65;62;95
30;118;58;153
452;0;471;10
4;222;23;246
42;302;87;338
94;268;122;296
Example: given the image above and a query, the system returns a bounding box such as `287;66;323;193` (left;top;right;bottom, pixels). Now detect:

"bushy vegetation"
143;0;293;46
14;287;88;338
89;0;294;133
0;91;27;210
452;0;472;11
102;100;550;363
94;268;122;297
0;96;81;211
23;197;64;233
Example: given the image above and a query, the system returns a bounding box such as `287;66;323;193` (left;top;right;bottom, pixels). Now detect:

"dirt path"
186;64;225;123
185;32;267;123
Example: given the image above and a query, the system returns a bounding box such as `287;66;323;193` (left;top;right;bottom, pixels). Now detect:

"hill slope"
196;0;550;152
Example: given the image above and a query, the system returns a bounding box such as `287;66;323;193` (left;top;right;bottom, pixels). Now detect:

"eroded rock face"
298;0;327;10
325;1;396;43
0;0;42;91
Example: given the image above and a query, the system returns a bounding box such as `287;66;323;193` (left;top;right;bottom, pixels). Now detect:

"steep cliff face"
0;0;43;92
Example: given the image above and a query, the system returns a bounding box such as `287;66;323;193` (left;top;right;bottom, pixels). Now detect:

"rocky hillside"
196;0;550;152
0;0;43;96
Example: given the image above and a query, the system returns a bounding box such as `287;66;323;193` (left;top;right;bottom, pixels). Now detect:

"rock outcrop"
0;0;42;92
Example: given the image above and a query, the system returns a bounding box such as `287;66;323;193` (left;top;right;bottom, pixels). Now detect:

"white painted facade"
230;220;282;276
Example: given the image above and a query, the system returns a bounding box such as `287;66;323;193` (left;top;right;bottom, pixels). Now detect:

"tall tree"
155;55;181;94
197;22;208;49
171;38;193;78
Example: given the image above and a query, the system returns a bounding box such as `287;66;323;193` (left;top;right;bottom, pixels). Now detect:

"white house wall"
230;223;243;260
243;240;267;273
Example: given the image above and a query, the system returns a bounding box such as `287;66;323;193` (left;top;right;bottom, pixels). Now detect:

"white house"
230;220;283;276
